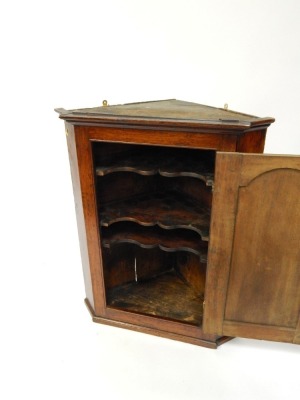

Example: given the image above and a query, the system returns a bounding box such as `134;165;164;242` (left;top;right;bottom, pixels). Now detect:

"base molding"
84;299;233;349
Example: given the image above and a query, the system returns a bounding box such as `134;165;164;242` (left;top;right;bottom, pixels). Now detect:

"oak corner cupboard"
56;99;300;349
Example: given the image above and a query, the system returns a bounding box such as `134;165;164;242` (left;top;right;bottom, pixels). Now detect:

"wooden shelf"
102;224;208;261
107;271;204;325
95;152;214;187
100;191;211;241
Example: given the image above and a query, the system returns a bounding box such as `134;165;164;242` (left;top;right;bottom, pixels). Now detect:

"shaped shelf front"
95;151;214;187
102;223;208;262
99;191;211;241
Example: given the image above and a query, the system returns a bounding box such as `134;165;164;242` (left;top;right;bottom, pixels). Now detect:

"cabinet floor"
107;270;204;325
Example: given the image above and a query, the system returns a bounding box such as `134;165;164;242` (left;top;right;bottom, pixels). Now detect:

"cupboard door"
203;152;300;344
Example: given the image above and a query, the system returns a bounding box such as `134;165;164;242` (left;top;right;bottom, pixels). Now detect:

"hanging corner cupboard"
56;99;300;349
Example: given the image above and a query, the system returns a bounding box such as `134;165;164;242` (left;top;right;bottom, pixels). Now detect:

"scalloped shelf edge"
103;239;207;263
101;218;209;241
96;167;214;186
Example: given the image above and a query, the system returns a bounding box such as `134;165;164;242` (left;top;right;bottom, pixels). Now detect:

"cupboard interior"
92;142;216;326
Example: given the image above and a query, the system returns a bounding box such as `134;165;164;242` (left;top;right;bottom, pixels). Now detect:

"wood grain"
175;252;207;295
204;152;300;345
74;126;107;315
236;129;267;153
225;168;300;328
85;298;232;348
88;126;238;151
96;149;214;186
203;153;243;334
102;224;208;261
99;191;211;240
107;271;204;325
102;246;173;289
58;99;275;348
65;123;94;309
57;99;275;133
294;315;300;344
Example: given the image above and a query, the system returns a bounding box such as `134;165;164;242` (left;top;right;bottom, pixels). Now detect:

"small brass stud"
102;100;108;106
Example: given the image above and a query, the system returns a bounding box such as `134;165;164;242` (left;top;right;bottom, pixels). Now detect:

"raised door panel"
203;152;300;344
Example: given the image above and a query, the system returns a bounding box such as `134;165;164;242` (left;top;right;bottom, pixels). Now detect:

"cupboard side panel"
65;123;94;309
236;129;267;153
203;153;243;334
74;126;106;315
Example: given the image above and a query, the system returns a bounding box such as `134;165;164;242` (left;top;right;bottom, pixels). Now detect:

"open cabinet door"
203;152;300;344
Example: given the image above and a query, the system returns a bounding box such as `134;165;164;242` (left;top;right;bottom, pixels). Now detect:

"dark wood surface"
72;126;107;315
175;253;207;296
236;129;267;153
107;271;204;325
88;125;239;151
85;299;233;349
96;151;214;186
58;99;285;348
100;191;211;240
65;123;95;310
56;99;275;131
102;224;208;262
204;152;300;344
102;246;174;290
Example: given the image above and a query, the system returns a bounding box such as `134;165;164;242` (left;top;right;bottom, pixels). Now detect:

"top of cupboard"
55;99;275;132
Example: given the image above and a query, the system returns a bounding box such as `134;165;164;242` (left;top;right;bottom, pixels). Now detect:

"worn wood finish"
65;123;95;309
203;153;243;334
85;299;232;348
89;126;238;151
102;223;208;261
236;129;267;153
96;148;214;186
204;153;300;344
175;252;207;295
107;271;204;325
56;99;274;132
294;316;300;344
73;126;107;315
222;321;296;343
96;173;157;205
102;246;174;289
225;169;300;327
105;303;217;341
100;191;211;240
102;245;136;289
57;99;278;348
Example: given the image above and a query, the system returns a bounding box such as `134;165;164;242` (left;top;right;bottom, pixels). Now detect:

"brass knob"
102;100;108;106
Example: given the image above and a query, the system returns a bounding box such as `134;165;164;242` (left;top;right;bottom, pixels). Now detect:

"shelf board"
100;191;210;241
102;224;207;261
95;152;214;186
107;271;204;325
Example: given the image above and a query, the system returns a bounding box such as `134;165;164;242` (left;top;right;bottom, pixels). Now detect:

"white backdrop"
0;1;299;399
